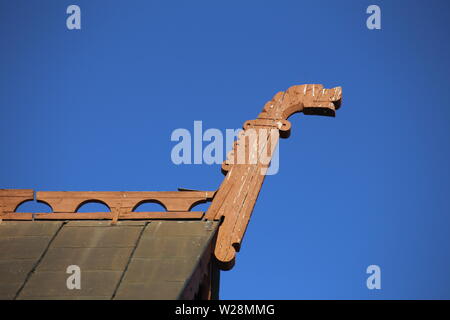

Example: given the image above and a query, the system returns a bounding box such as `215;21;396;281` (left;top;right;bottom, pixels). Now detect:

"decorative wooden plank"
0;190;213;221
36;191;214;213
205;84;342;270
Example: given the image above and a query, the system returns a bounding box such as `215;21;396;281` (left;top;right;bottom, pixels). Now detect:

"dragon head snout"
302;86;342;117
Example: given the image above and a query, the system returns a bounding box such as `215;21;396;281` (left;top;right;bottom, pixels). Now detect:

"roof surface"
0;220;218;300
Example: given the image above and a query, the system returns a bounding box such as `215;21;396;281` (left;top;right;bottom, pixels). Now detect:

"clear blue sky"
1;0;450;299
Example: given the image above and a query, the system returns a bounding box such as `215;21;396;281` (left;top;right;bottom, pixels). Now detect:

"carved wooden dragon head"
208;84;343;270
258;84;342;120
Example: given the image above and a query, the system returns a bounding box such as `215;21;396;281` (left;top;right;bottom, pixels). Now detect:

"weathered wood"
0;190;213;221
37;191;215;213
206;84;342;270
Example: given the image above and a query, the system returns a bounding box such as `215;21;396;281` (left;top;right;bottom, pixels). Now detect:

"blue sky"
1;0;450;299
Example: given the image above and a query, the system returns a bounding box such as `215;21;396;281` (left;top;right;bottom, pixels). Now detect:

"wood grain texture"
0;190;214;221
206;84;342;270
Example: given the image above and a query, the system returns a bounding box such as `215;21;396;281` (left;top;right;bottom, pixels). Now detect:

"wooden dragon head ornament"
259;84;342;120
206;84;343;270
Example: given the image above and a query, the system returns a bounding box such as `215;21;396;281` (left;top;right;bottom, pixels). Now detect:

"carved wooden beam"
205;84;342;270
36;191;215;213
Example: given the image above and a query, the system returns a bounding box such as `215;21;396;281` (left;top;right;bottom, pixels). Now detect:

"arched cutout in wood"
76;200;111;213
132;199;167;212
